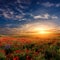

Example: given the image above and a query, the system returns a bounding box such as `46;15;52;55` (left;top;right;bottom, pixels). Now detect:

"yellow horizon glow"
19;21;57;38
33;27;53;35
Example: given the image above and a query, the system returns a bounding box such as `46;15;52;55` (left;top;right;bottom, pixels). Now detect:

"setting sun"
38;30;50;34
33;27;52;35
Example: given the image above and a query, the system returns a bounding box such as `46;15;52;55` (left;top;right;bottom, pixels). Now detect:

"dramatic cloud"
0;21;58;35
34;13;58;20
56;4;60;7
0;0;31;20
34;14;49;19
0;0;60;35
51;16;58;19
41;2;60;7
42;2;54;7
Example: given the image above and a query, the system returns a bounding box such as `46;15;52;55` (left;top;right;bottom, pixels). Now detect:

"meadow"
0;34;60;60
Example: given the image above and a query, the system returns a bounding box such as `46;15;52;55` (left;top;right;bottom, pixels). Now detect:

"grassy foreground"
0;35;60;60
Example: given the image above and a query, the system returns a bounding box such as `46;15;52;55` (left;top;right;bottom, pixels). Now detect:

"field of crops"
0;35;60;60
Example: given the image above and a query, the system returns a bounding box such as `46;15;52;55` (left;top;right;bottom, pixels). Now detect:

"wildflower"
26;55;32;60
14;50;21;53
13;56;19;60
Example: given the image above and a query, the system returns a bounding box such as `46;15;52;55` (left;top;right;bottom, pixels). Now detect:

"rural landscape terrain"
0;32;60;60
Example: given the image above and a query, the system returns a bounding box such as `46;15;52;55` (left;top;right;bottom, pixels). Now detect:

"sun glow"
33;27;53;35
31;27;54;38
19;21;56;37
38;30;50;34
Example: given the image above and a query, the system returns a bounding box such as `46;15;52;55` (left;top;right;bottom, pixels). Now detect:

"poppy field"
0;35;60;60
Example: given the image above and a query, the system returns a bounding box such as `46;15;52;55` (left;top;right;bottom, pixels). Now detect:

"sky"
0;0;60;35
